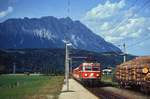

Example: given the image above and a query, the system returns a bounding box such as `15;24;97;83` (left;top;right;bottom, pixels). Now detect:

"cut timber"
115;56;150;92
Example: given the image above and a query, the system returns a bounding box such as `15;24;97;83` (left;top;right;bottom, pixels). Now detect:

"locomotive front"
79;63;101;83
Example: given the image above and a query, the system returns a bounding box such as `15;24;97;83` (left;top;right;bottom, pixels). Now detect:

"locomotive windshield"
85;66;92;71
83;66;92;71
82;66;99;71
92;66;99;71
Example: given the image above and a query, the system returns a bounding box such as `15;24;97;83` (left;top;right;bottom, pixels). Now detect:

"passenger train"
72;62;101;85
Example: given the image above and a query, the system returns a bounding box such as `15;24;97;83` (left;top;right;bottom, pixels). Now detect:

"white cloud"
105;36;124;43
100;22;112;30
83;0;125;20
0;6;13;18
81;0;150;44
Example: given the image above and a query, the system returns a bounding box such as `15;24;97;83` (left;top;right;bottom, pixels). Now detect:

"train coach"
72;62;101;85
115;56;150;93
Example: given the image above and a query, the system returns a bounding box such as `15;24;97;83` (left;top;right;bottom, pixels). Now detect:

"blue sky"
0;0;150;56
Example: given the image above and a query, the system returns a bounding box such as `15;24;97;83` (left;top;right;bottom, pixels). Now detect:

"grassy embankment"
101;73;118;87
0;75;64;99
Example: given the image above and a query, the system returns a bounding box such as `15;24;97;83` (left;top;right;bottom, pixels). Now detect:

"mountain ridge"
0;16;121;53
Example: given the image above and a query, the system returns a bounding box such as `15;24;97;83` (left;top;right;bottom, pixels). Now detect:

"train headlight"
84;73;88;77
142;67;149;74
96;74;99;77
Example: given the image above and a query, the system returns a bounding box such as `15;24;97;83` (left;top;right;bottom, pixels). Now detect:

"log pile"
115;56;150;82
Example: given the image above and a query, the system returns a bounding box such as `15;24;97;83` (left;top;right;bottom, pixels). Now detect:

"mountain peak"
64;17;72;21
0;16;121;53
60;17;73;24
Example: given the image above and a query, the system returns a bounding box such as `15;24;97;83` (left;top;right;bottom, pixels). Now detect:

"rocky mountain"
0;16;121;52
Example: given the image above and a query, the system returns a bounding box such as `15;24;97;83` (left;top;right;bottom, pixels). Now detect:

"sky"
0;0;150;56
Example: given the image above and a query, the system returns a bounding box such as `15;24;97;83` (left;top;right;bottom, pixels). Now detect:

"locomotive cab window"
83;66;92;71
85;66;92;71
92;66;99;71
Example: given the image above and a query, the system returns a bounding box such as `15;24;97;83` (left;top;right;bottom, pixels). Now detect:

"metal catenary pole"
65;43;70;91
123;43;126;62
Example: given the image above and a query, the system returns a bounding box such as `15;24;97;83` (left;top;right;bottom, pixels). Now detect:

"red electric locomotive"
73;62;101;85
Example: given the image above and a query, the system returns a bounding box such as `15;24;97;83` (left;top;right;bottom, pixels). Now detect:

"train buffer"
59;78;99;99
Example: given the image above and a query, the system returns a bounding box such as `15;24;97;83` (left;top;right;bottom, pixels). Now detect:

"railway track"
74;79;127;99
72;76;150;99
79;80;150;99
86;86;150;99
87;87;128;99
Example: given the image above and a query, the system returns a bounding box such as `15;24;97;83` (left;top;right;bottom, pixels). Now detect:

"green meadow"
101;73;118;87
0;75;64;99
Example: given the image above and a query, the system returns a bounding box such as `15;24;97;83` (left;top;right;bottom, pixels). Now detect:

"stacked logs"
115;56;150;82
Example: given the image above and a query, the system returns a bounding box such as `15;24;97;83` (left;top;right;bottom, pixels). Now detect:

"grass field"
0;75;64;99
101;74;113;82
101;74;118;87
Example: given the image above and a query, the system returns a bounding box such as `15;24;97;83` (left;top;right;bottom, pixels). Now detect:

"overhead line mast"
67;0;70;17
123;43;126;62
64;0;71;91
